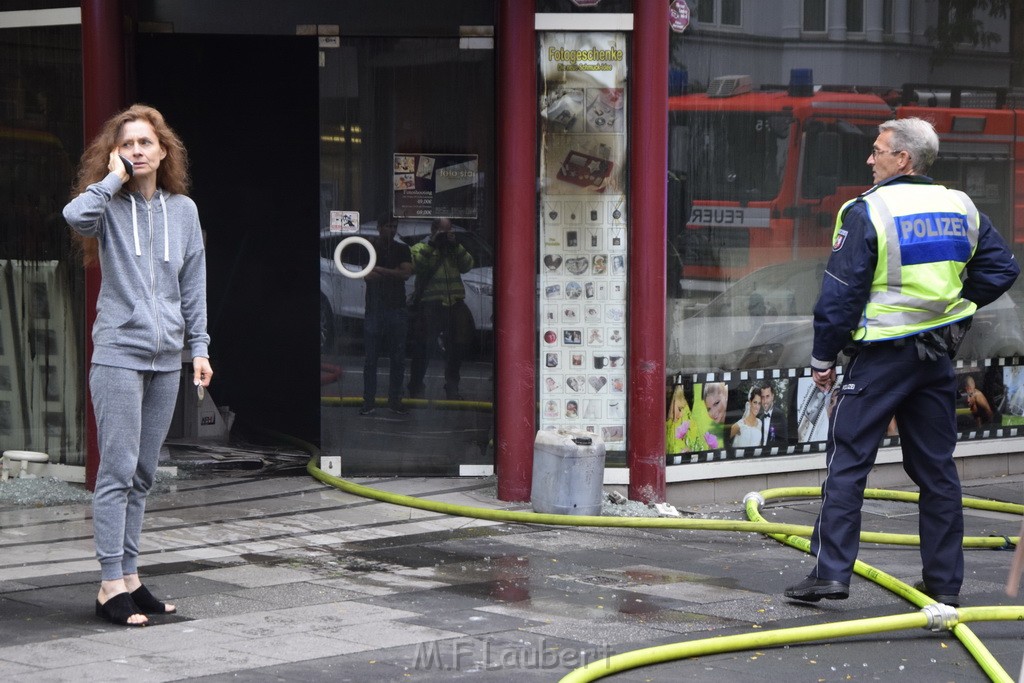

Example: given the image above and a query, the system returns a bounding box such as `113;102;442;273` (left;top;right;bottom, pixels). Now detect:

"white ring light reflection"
333;236;376;279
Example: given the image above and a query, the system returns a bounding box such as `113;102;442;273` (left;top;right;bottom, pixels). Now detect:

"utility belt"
861;336;911;349
845;318;972;362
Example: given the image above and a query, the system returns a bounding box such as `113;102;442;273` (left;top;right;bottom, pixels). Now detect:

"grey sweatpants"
90;364;180;581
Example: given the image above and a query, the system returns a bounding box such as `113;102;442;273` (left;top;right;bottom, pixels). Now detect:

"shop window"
666;0;1024;466
0;17;85;465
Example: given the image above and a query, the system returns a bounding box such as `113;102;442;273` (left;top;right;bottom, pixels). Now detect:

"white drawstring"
130;192;170;262
130;195;141;257
159;192;169;262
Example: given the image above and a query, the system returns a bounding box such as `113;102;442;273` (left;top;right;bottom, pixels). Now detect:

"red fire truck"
668;75;1022;296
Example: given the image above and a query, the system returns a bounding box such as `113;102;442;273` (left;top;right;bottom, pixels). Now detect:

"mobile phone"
119;155;134;179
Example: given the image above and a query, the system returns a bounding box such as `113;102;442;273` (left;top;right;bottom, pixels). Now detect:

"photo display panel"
538;32;629;448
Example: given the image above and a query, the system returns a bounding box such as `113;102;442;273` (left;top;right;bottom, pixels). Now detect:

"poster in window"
393;153;478;219
537;31;628;446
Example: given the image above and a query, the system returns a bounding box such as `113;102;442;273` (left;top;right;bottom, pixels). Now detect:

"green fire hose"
293;433;1022;682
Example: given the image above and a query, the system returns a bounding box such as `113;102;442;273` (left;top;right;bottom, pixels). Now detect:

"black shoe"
784;576;849;602
358;406;375;416
95;592;147;627
914;581;960;607
389;405;409;416
129;584;176;615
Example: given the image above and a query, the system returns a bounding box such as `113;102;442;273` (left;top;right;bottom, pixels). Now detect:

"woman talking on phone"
64;104;212;627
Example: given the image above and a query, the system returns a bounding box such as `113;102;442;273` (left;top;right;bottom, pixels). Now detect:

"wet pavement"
1;447;1023;682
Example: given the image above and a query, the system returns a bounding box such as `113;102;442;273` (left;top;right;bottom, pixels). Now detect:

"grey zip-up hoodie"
64;172;210;372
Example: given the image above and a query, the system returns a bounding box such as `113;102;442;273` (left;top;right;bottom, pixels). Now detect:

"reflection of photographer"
408;217;475;400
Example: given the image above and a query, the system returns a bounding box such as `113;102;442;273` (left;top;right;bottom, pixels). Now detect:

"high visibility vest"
410;240;473;306
833;182;980;341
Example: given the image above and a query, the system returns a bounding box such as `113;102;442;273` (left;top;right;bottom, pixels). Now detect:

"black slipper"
130;584;176;614
95;592;147;626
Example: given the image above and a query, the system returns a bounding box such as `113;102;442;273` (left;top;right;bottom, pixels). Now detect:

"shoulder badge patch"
832;229;848;252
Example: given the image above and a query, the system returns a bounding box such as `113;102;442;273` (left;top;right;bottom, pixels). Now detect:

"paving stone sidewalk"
0;461;1022;682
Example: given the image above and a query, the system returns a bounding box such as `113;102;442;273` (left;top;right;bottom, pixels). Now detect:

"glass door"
318;36;495;476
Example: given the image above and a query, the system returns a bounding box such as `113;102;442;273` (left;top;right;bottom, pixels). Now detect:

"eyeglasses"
870;147;903;159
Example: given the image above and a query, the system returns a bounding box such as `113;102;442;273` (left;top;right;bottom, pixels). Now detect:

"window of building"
721;0;741;27
846;0;864;33
803;0;826;32
883;0;894;34
696;0;713;24
696;0;741;27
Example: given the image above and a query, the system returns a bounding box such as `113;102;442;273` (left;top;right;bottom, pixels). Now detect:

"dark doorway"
136;34;320;446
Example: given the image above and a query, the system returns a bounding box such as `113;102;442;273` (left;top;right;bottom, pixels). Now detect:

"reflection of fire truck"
668;74;1023;296
899;84;1020;252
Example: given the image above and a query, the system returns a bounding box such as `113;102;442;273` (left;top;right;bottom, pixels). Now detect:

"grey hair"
879;117;939;174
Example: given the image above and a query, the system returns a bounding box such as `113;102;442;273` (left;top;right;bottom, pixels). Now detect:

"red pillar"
495;0;537;501
627;1;668;502
81;0;126;490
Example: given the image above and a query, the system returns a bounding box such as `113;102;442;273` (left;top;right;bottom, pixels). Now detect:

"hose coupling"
921;602;959;632
742;491;765;508
988;534;1015;550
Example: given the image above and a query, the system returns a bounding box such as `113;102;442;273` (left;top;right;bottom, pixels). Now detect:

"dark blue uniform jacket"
812;174;1020;369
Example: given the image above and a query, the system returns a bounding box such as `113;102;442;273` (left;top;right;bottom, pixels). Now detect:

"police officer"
784;117;1019;605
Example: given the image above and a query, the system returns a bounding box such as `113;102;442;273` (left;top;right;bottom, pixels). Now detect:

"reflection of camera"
430;232;453;249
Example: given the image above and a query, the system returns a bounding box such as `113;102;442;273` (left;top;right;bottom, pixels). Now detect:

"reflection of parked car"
667;260;1024;374
319;219;493;351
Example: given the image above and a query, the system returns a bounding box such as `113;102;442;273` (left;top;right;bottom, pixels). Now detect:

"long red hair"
70;104;191;264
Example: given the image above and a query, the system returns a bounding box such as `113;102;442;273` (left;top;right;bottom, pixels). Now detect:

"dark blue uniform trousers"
810;340;964;594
